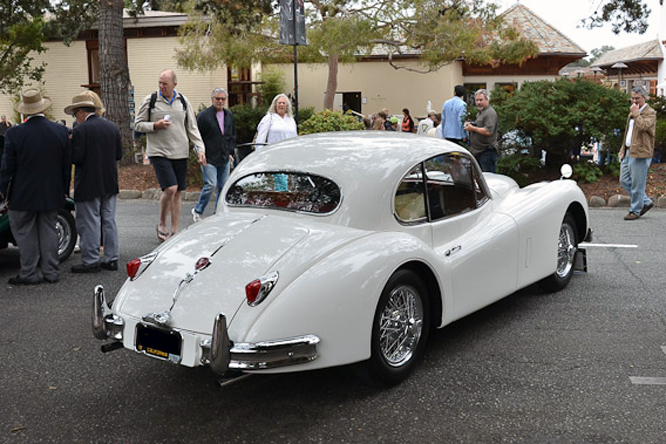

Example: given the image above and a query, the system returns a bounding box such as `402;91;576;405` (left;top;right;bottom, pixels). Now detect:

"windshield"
225;172;341;214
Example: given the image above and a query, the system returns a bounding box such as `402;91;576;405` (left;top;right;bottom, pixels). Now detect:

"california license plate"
135;324;182;363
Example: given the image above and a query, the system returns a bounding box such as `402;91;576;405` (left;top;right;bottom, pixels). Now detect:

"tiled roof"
591;39;663;67
500;3;586;55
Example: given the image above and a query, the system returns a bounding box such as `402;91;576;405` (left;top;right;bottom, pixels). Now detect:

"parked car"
0;197;77;263
93;132;591;386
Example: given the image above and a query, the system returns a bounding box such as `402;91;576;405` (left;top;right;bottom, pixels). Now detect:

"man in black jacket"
64;92;123;273
191;88;236;221
0;88;71;285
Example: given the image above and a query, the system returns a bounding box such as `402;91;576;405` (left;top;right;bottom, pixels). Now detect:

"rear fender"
229;232;444;372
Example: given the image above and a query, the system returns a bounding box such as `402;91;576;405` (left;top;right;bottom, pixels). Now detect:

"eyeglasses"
214;97;227;101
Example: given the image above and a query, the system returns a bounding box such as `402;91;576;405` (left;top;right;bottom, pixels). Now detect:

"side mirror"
560;164;573;179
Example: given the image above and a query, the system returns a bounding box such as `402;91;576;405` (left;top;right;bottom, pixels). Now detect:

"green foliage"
604;159;621;178
296;106;315;126
496;153;543;187
299;110;365;135
491;78;629;166
582;0;651;34
0;5;48;94
573;161;604;183
229;104;268;144
256;70;285;107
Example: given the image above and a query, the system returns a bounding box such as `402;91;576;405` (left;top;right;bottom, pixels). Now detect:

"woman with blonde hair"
255;93;297;147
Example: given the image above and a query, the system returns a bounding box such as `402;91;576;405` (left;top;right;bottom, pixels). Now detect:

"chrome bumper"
201;317;321;375
93;286;320;376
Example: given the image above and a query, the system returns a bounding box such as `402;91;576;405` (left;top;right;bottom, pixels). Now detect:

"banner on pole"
279;0;307;46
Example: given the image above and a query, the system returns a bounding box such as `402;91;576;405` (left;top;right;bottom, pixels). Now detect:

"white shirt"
256;113;298;147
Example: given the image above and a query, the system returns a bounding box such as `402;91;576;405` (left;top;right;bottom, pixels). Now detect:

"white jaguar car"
93;131;591;386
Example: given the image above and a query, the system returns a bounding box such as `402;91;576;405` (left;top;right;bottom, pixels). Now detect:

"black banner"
279;0;307;46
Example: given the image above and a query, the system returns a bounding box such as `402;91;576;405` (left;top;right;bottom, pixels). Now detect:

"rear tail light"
245;271;279;306
127;252;158;280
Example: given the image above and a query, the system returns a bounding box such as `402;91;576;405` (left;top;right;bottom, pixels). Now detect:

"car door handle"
445;245;461;257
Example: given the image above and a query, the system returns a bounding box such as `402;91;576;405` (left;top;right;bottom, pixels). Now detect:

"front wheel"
56;209;77;262
538;214;578;293
356;269;430;387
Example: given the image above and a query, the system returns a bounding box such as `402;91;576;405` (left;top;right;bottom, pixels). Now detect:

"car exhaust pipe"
101;342;124;353
210;313;231;376
93;285;108;340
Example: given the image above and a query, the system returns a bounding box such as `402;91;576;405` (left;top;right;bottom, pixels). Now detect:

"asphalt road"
1;202;665;444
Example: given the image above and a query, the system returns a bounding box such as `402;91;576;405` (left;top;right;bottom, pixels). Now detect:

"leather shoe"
71;263;100;273
640;202;654;216
101;260;118;271
624;212;639;221
44;277;59;284
8;275;40;285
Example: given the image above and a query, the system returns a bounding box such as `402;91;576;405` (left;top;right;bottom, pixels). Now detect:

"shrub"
299;109;365;135
496;153;543;187
573;160;603;183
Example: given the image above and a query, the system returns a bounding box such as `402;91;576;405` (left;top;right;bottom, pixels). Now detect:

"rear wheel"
357;269;430;387
56;209;76;262
539;214;577;293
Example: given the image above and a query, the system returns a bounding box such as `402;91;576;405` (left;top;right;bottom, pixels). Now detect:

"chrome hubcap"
556;223;576;278
378;284;423;367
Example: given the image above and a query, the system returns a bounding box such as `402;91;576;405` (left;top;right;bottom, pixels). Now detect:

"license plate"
135;324;182;363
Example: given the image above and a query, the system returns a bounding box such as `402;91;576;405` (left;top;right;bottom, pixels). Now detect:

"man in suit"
0;88;70;285
191;88;237;221
64;92;123;272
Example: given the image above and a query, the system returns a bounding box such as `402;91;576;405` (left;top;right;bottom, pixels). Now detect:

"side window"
394;164;427;223
425;153;477;220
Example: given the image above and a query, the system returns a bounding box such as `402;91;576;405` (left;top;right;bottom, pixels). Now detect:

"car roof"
229;131;476;230
233;131;469;187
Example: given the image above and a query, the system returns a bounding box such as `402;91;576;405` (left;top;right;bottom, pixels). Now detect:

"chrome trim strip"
210;314;230;375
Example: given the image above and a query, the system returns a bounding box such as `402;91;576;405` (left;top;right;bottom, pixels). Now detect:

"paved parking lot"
1;202;665;444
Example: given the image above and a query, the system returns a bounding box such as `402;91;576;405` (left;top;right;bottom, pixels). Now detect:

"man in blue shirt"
441;85;468;145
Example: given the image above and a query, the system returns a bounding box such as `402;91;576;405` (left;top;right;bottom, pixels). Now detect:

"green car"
0;197;77;263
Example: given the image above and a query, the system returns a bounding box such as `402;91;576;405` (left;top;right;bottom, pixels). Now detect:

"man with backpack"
134;69;205;242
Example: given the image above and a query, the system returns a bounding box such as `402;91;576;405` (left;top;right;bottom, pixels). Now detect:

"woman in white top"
255;93;298;146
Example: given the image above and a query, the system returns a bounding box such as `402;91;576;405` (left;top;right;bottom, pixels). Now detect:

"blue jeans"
620;154;652;215
477;149;498;173
194;162;230;215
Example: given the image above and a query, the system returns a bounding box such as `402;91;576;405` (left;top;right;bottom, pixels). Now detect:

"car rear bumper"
93;285;320;375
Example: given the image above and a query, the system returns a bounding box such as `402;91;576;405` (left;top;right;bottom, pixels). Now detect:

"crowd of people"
367;85;499;172
0;73;657;285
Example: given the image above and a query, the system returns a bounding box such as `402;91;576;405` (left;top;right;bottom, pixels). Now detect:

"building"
269;3;586;117
0;3;586;123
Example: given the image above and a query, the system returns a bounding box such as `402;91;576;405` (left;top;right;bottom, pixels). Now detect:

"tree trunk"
99;0;133;165
323;54;339;110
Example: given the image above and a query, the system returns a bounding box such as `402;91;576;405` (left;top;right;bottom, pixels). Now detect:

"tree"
176;0;538;110
492;78;629;166
0;0;49;94
582;0;651;35
99;0;133;161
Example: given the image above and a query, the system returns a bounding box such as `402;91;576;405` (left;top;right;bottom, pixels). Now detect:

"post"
292;0;299;122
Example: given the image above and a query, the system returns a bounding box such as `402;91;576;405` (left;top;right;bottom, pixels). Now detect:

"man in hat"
65;92;123;273
0;88;70;285
134;69;205;241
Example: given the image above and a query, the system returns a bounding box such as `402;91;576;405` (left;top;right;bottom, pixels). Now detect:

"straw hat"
64;93;101;116
15;88;52;115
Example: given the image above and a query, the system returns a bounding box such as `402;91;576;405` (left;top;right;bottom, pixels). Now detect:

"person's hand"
154;119;171;130
197;150;206;167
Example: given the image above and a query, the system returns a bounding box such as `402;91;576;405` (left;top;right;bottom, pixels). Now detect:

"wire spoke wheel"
378;284;424;367
556;221;576;279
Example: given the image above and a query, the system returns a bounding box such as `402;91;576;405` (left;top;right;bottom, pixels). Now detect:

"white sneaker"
191;208;202;222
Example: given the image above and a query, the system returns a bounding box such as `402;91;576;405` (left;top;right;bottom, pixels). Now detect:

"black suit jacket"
0;116;70;211
71;114;123;202
196;106;236;167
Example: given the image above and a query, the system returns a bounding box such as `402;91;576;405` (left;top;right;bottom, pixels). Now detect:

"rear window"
225;172;341;214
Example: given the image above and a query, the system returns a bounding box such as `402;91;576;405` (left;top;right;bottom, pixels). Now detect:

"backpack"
148;92;187;123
